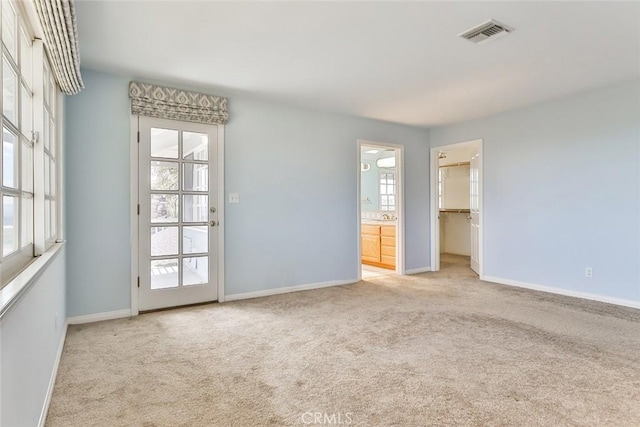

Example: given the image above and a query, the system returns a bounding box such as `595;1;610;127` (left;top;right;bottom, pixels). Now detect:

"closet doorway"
429;139;483;276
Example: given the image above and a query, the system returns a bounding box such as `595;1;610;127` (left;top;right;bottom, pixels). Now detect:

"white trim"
405;267;432;275
483;276;640;310
356;145;362;282
225;279;356;302
357;140;406;278
67;309;131;325
33;39;46;257
56;88;65;242
216;125;225;302
38;321;68;427
130;116;139;315
0;242;65;319
429;147;440;272
429;138;483;274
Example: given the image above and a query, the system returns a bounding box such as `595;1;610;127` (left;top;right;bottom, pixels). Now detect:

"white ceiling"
75;1;640;128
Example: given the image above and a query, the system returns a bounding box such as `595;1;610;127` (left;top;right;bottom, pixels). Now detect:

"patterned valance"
129;82;229;125
34;0;84;94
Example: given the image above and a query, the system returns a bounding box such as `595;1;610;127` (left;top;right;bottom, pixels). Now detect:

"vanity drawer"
381;245;395;256
381;225;396;237
381;236;395;248
381;255;396;267
362;224;380;235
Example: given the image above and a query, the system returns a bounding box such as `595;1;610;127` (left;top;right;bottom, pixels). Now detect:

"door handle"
208;220;217;227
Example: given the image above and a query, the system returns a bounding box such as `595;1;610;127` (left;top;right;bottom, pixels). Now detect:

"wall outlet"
585;267;593;278
229;193;240;204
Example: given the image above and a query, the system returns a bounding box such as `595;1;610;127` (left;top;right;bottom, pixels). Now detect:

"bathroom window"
379;172;396;211
438;168;445;209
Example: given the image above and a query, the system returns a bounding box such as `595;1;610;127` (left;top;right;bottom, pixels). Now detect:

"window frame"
0;0;62;288
379;170;396;212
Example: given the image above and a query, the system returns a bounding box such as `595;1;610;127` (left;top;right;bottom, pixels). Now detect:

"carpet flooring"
46;255;640;426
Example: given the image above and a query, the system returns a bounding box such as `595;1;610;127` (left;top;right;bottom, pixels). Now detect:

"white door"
470;151;480;274
138;117;218;311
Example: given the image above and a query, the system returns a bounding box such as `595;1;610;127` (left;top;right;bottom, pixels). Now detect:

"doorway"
135;116;224;312
429;139;483;276
357;140;405;280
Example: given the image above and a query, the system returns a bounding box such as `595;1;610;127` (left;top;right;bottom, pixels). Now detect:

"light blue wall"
430;79;640;302
1;248;67;426
65;69;430;314
65;71;131;316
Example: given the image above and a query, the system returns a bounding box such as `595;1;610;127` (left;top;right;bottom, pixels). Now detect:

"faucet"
382;213;392;220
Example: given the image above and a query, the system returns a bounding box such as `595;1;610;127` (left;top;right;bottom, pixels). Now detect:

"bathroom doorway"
357;140;404;280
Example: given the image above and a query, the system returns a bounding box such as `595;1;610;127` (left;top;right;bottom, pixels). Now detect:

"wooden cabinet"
361;224;395;269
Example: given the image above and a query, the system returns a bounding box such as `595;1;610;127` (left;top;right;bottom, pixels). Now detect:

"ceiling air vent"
459;19;514;44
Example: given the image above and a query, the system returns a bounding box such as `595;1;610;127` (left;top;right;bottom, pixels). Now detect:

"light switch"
229;193;240;203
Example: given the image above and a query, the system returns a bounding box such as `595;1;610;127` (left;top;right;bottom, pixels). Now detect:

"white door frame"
429;138;483;277
129;116;226;316
356;139;405;281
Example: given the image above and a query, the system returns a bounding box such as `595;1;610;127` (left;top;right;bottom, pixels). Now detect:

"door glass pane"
183;132;208;160
151;226;178;256
21;196;32;247
2;1;17;59
22;143;32;192
3;58;17;124
21;85;32;135
183;195;207;223
3;128;17;188
183;163;208;191
151;161;178;191
151;194;178;223
3;196;17;256
151;128;179;158
183;226;207;254
183;256;208;286
151;258;179;289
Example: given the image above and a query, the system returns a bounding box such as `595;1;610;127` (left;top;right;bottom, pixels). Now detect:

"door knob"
208;220;217;227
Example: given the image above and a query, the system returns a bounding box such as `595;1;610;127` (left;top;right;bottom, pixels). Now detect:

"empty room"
1;1;639;426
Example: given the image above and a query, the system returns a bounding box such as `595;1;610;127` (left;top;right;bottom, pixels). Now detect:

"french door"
138;116;219;311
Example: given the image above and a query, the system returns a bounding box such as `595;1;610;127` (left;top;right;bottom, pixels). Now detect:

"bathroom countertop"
361;220;397;225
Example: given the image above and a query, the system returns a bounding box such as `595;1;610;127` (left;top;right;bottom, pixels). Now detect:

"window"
379;172;396;211
0;1;61;287
438;168;445;209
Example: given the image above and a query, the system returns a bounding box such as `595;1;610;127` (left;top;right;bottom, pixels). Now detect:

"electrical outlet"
585;267;593;278
229;193;240;204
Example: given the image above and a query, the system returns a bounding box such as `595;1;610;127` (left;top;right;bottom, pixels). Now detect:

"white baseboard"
483;276;640;310
38;321;68;427
405;267;432;275
67;309;131;325
225;279;356;302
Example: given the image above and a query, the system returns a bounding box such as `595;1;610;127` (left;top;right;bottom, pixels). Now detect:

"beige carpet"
47;255;640;426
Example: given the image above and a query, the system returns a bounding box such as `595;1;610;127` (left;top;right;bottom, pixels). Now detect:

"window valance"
129;82;229;125
34;0;84;94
